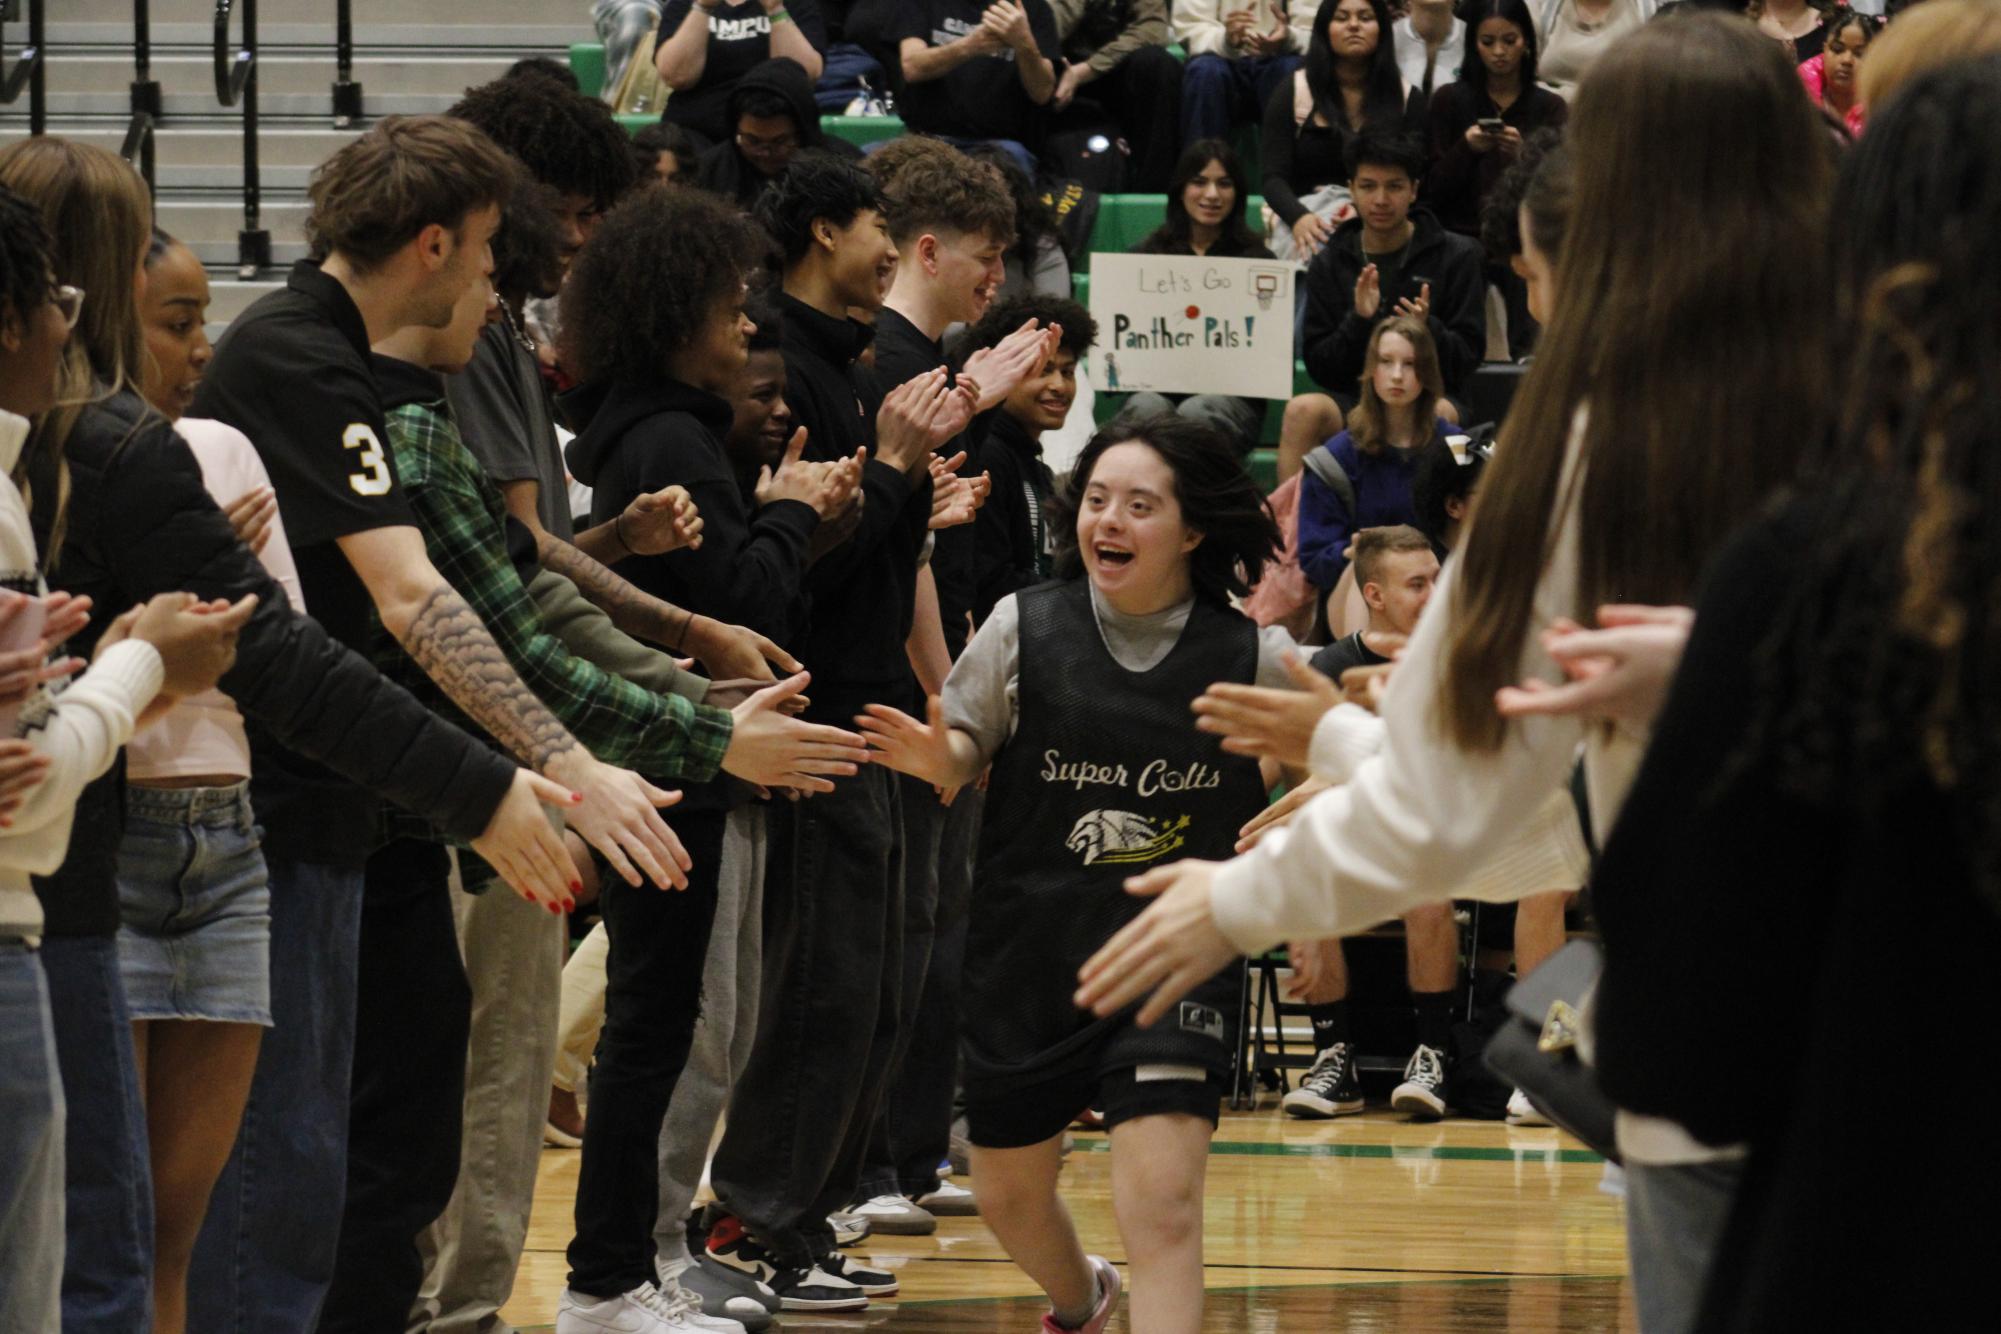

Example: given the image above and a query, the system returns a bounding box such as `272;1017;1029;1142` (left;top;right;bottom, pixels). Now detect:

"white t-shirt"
1394;14;1467;97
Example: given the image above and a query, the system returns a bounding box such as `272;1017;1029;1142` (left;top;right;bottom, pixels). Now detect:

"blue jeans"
41;933;153;1334
189;857;364;1334
865;133;1039;181
1180;52;1300;146
0;941;65;1334
1625;1158;1743;1334
816;41;886;111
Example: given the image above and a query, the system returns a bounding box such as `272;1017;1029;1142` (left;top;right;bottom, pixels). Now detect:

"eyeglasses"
736;130;799;155
51;284;84;331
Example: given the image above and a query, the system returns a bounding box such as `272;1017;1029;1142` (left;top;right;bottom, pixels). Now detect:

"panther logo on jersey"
1065;811;1191;866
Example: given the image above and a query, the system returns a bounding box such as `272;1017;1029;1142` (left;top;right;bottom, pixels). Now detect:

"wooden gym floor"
502;1105;1634;1332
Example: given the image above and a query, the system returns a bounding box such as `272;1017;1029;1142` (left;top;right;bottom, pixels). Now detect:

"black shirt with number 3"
191;259;426;860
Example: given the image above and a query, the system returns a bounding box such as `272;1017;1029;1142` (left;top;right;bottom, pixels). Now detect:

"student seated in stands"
1423;0;1565;357
656;0;829;147
873;0;1063;178
1117;138;1276;457
634;122;702;183
1393;0;1466;100
1797;5;1880;136
1282;524;1464;1123
1262;0;1427;263
700;58;861;210
1281;126;1481;481
1296;315;1457;592
953;292;1098;625
1175;0;1314;147
1048;0;1184;191
1535;0;1654;100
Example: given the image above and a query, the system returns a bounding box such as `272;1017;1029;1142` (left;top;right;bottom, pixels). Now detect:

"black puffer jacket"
28;389;514;934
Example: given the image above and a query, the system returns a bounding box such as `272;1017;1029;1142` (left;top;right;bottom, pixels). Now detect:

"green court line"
1071;1136;1604;1165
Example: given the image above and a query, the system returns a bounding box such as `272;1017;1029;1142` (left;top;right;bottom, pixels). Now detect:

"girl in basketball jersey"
857;418;1290;1334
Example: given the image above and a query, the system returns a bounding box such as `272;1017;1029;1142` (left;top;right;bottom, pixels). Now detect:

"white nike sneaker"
556;1280;742;1333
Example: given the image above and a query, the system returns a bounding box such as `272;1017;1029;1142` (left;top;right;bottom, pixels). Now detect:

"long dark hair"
1745;55;2001;911
1147;139;1264;254
1304;0;1407;129
1438;11;1833;750
1049;417;1281;605
1458;0;1540;97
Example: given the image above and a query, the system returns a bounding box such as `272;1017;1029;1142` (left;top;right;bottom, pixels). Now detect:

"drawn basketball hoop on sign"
1250;267;1286;312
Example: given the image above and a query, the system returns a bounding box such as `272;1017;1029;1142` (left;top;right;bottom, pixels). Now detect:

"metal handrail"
0;0;46;137
121;110;156;195
131;0;161;114
332;0;362;126
212;0;252;106
211;0;268;277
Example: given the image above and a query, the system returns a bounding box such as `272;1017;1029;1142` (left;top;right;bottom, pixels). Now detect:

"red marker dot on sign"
1185;305;1201;320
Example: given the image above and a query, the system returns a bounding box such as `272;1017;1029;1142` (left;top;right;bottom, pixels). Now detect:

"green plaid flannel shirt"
370;392;733;863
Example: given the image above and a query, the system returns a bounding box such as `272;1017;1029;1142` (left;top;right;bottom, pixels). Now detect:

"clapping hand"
1191;649;1341;768
616;484;704;555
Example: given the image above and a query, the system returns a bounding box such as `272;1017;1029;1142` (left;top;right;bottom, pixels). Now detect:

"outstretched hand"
1235;774;1331;852
1191;649;1341;767
723;672;873;793
1074;859;1237;1027
855;694;963;789
1495;605;1694;728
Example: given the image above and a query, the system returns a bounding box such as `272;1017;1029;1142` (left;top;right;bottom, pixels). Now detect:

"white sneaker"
558;1281;739;1332
914;1179;978;1216
659;1255;775;1331
1506;1088;1552;1126
841;1192;936;1235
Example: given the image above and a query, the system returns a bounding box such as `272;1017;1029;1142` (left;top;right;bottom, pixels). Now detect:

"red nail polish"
548;901;562;915
571;880;583;894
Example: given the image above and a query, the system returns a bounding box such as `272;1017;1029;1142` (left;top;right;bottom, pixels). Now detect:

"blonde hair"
0;137;155;561
1346;316;1442;456
1859;0;2001;109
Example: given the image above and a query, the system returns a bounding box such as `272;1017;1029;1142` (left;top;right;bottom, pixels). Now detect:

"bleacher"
565;41;1525;490
0;8;1522;494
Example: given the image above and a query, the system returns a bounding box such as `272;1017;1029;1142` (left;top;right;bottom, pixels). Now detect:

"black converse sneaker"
1281;1043;1364;1118
1391;1043;1450;1119
818;1249;899;1297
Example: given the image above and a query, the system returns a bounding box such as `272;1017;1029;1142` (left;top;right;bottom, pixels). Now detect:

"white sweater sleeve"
4;642;164;850
1307;702;1385;784
1209;522;1589;955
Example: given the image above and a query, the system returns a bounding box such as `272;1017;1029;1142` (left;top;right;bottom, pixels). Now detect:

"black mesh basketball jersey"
962;579;1268;1096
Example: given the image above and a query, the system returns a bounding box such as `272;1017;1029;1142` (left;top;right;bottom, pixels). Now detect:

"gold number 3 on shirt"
343;423;392;497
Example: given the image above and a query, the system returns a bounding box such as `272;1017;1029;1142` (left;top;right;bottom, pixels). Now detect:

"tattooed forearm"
535;531;692;652
401;581;581;771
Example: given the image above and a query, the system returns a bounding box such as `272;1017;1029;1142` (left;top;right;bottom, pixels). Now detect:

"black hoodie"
775;291;932;726
564;376;818;650
1298;206;1487;402
696;57;859;210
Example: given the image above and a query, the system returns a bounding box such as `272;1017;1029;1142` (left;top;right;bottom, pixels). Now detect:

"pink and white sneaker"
1040;1255;1122;1333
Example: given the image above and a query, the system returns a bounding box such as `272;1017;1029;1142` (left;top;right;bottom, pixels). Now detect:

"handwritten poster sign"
1087;254;1297;401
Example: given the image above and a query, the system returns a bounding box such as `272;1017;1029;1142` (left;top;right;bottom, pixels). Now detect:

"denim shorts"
114;782;272;1026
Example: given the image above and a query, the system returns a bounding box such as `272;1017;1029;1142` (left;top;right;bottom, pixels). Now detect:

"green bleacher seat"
569;42;606;101
615;113;655;134
821;114;906;149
